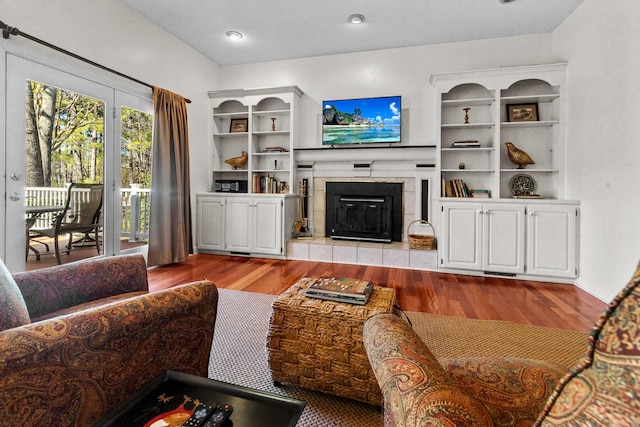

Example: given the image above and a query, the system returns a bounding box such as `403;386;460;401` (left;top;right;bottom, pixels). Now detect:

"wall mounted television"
322;95;401;146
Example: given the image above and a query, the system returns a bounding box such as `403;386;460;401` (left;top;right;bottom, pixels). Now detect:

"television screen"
322;95;401;145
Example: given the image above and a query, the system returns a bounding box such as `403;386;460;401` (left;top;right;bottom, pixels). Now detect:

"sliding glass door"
4;54;152;271
115;92;153;256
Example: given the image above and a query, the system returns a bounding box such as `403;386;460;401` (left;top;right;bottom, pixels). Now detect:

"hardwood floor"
147;253;607;333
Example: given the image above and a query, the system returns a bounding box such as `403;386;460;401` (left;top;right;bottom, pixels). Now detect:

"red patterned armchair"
0;254;218;426
364;262;640;427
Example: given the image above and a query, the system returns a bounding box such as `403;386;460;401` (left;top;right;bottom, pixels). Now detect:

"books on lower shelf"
305;276;374;305
471;188;492;198
252;174;286;194
441;177;491;198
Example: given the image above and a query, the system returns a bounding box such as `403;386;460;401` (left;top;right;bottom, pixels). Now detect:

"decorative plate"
509;174;536;195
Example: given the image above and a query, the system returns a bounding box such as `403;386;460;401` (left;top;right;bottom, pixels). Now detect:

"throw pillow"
0;260;31;331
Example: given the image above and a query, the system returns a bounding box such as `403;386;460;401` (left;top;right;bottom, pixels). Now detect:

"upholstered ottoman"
267;277;396;406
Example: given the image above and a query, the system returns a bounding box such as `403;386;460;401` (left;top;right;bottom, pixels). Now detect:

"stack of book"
252;174;283;193
305;276;373;305
262;146;288;153
451;140;481;148
442;178;472;197
470;188;491;198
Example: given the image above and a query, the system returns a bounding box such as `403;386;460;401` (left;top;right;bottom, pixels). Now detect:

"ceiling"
121;0;583;67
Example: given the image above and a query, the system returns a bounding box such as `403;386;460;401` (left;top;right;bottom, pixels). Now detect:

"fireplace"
325;182;403;243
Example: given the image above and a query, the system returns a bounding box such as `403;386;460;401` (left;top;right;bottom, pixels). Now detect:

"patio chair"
30;183;103;264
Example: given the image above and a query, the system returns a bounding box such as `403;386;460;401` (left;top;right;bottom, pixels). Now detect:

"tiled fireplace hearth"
286;178;437;271
288;147;438;271
287;237;437;271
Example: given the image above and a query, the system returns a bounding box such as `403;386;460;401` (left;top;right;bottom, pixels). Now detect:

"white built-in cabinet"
442;201;526;274
207;86;302;194
196;195;226;252
441;200;578;279
196;193;296;257
431;64;580;281
196;86;302;258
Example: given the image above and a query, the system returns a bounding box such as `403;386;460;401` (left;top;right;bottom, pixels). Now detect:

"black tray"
94;370;305;427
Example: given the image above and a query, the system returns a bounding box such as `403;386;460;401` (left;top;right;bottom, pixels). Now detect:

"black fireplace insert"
325;182;403;243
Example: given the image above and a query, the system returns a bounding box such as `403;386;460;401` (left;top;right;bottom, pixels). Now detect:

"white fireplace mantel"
293;145;437;240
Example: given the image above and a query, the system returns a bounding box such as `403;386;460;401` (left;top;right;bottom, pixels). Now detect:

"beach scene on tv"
322;96;401;145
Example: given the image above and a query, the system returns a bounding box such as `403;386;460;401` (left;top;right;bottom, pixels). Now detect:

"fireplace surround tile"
309;238;333;262
383;247;410;268
332;243;357;264
357;244;383;266
287;238;437;271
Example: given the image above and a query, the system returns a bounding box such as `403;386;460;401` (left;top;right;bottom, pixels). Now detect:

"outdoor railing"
26;186;150;241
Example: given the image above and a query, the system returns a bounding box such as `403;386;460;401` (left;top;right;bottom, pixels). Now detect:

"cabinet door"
253;198;283;255
527;204;577;278
441;202;482;270
196;196;226;251
225;197;253;252
483;203;525;274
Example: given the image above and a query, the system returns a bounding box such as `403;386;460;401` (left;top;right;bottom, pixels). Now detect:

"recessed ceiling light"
225;31;243;41
347;14;365;25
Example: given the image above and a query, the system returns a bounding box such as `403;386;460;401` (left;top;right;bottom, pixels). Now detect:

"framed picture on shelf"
507;103;538;122
230;118;248;133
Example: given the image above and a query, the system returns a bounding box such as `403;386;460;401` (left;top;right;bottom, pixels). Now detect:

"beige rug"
208;288;591;426
407;312;589;369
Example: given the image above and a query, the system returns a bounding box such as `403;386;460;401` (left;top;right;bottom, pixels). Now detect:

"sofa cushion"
364;313;494;427
445;357;567;427
536;261;640;426
13;254;148;319
0;260;30;331
30;291;148;322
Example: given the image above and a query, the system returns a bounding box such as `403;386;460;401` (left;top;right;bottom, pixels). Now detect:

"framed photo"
229;118;248;133
507;103;539;122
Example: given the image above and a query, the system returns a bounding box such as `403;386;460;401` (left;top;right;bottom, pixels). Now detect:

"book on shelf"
510;194;544;199
451;140;481;148
252;174;284;194
305;276;374;305
262;146;288;153
470;188;491;198
442;178;474;198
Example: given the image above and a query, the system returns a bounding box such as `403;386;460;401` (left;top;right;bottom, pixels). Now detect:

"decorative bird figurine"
505;142;535;169
225;151;248;170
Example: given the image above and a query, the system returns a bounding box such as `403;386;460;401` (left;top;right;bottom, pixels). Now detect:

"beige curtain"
147;87;193;266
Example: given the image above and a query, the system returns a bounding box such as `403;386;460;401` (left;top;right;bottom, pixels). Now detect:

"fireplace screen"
325;182;403;243
332;196;392;242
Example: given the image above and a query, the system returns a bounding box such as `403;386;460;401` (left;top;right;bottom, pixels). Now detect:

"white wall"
552;0;640;301
0;0;221;190
217;34;558;151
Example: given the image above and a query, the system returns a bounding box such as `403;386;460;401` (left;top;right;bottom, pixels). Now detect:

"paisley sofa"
0;254;218;426
364;261;640;427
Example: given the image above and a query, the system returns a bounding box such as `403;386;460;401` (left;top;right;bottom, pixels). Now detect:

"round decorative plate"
509;174;536;195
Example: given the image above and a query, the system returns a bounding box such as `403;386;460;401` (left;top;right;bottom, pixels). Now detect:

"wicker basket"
407;220;436;250
267;278;396;406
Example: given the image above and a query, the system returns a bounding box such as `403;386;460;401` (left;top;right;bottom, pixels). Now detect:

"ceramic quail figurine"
505;142;535;169
225;151;248;170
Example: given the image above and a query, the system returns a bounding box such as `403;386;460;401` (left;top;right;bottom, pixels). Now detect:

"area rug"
208;288;382;427
208;288;590;426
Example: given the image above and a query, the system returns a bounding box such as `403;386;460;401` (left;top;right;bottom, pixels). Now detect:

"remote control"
202;404;233;427
182;403;217;427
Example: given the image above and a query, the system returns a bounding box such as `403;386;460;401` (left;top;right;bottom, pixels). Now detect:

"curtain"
147;87;192;266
